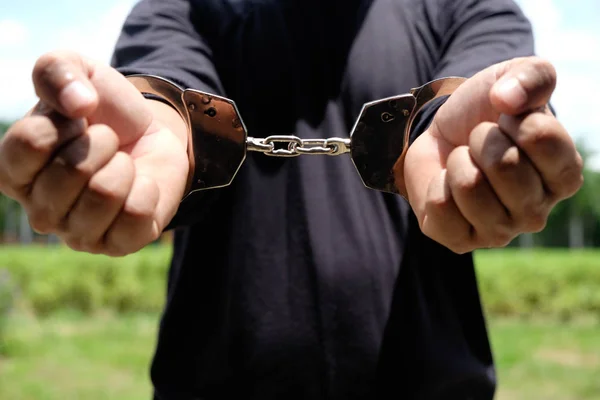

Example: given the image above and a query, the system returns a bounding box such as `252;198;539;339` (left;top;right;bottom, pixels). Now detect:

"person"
0;0;583;398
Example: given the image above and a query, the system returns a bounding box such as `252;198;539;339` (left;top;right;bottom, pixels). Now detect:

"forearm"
112;0;227;229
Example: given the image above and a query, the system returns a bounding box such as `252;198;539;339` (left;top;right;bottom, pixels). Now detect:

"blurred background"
0;0;599;399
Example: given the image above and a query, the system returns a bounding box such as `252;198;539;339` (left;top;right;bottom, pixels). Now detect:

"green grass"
2;246;600;320
489;319;600;399
1;313;599;399
0;312;157;400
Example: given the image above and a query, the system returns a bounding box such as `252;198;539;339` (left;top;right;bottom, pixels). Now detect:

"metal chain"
247;135;351;157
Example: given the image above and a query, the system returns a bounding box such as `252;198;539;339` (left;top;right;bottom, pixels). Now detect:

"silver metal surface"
247;136;351;157
350;94;417;194
350;76;467;196
127;74;466;198
127;74;247;197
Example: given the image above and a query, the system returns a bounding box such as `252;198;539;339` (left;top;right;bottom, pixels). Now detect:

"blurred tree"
0;121;10;136
538;139;600;248
0;120;35;244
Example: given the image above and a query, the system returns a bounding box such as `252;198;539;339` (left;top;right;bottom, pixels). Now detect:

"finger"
0;113;85;199
62;151;135;253
498;112;584;200
490;57;557;116
104;175;161;256
446;145;515;247
468;122;548;232
420;168;474;254
32;51;98;118
32;50;153;146
26;124;119;234
431;56;556;146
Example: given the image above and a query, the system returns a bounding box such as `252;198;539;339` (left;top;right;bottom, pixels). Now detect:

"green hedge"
0;245;171;316
474;249;600;320
0;246;599;320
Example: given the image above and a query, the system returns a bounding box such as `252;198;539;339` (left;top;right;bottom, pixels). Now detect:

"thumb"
430;56;556;146
32;50;152;146
490;56;556;115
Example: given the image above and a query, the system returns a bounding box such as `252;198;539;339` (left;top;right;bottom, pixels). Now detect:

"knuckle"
104;234;137;257
422;220;473;255
530;57;557;86
452;168;485;194
33;50;78;80
64;237;84;252
89;123;118;142
54;131;113;180
122;207;155;224
473;227;509;249
7;117;57;156
472;127;522;176
86;181;127;204
64;237;96;253
447;241;474;255
33;52;66;86
105;247;130;258
425;192;453;212
522;114;559;150
521;206;548;233
489;229;514;247
67;237;102;254
486;146;521;176
88;170;133;203
28;210;53;234
87;124;120;155
557;161;584;197
52;156;94;181
34;51;61;74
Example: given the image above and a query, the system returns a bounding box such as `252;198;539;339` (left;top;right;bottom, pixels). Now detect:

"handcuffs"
126;74;465;200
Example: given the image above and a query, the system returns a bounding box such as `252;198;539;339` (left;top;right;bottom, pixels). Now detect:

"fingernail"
59;81;95;114
495;77;527;109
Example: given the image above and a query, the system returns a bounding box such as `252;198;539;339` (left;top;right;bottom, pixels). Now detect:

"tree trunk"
18;207;33;244
568;214;585;248
47;234;60;245
518;233;534;248
3;200;17;242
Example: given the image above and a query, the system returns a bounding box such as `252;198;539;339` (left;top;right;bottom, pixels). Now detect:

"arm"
403;0;583;253
408;0;535;143
111;0;225;230
432;0;535;78
0;0;225;256
111;0;224;94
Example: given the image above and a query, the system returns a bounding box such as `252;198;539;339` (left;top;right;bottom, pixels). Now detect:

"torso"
151;1;494;398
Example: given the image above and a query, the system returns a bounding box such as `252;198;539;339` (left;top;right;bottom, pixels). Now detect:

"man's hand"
0;51;189;256
404;56;583;253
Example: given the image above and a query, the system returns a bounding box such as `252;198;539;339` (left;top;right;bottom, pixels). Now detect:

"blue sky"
1;0;599;167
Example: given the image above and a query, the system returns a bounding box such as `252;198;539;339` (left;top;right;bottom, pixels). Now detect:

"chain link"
247;135;351;157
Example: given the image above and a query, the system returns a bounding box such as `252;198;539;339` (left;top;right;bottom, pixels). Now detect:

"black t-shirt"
112;0;534;398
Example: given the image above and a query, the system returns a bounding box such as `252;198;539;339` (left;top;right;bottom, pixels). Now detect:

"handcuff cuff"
126;74;466;200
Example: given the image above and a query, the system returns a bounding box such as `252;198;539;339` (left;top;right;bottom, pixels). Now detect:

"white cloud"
515;0;600;169
0;2;136;121
53;2;135;64
0;59;36;119
2;0;599;172
0;20;29;48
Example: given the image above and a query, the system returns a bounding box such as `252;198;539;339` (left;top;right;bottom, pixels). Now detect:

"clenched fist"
0;51;190;256
404;56;584;253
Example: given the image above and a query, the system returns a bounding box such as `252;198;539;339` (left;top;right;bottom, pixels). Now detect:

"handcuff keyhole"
381;112;395;123
204;107;217;117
